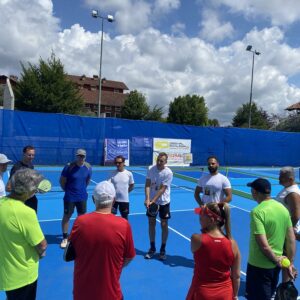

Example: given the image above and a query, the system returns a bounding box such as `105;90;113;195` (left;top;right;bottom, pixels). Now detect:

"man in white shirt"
144;152;173;261
276;166;300;241
108;155;134;220
194;156;232;206
0;154;12;198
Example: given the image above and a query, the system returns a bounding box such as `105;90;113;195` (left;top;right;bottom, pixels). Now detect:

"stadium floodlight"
91;10;115;118
246;45;261;128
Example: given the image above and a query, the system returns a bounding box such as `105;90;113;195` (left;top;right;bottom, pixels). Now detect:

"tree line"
9;54;299;131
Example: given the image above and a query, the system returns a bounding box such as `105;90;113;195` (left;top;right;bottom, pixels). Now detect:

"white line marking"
156;219;191;242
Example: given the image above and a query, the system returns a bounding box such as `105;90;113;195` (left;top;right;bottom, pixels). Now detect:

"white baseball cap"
93;181;116;203
0;153;12;164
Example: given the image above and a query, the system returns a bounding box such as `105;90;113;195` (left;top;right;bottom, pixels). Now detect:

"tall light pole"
91;10;114;118
246;45;260;128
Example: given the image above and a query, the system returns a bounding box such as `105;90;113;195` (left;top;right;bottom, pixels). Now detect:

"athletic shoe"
144;249;156;259
159;251;166;261
60;238;68;249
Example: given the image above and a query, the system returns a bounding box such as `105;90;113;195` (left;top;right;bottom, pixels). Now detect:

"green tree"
145;105;164;121
208;118;220;127
275;114;300;132
121;90;150;120
232;102;272;129
167;94;209;126
15;53;84;114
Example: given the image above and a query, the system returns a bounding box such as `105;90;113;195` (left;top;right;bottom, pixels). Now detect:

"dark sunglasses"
115;161;124;165
157;159;166;163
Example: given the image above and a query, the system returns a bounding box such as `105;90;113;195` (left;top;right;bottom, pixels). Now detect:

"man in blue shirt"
60;149;92;248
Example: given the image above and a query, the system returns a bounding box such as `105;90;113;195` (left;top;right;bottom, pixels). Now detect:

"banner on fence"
104;139;130;165
152;138;192;166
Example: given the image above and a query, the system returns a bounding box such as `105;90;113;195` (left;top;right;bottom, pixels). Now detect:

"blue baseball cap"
247;178;271;194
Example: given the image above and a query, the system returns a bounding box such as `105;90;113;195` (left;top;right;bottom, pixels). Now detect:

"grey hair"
280;167;295;180
93;195;114;209
10;169;43;195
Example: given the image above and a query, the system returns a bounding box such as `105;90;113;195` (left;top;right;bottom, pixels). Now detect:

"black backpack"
275;281;298;300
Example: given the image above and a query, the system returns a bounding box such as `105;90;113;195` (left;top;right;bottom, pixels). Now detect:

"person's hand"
144;199;150;208
288;264;297;280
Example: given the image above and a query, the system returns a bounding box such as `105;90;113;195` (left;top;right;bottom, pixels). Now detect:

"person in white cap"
59;149;92;249
0;153;12;199
68;181;135;300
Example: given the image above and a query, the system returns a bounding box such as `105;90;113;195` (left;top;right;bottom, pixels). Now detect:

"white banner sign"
153;138;192;166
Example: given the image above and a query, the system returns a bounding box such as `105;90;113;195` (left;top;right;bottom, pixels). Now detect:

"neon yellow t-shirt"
248;199;292;269
0;197;45;291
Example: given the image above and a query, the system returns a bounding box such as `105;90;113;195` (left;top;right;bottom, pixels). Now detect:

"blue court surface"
1;166;300;300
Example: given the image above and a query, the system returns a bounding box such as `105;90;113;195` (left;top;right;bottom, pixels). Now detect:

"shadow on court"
44;234;62;245
135;248;194;268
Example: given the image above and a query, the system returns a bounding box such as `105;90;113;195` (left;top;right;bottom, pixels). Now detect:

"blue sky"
1;0;300;124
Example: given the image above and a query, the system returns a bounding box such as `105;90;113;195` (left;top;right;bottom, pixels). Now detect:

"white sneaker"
60;238;68;249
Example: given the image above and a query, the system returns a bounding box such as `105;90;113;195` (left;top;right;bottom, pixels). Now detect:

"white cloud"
154;0;180;13
84;0;152;34
171;22;186;36
212;0;300;25
0;0;59;74
199;9;234;43
1;0;300;125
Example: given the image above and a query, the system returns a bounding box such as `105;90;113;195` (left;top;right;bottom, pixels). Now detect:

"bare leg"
161;219;169;245
61;213;72;236
148;217;156;244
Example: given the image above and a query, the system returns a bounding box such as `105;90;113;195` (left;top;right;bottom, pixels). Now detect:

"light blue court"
1;166;300;300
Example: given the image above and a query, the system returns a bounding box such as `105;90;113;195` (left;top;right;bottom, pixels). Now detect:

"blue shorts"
245;263;280;300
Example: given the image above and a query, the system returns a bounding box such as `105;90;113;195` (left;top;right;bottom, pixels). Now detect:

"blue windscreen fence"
0;109;299;166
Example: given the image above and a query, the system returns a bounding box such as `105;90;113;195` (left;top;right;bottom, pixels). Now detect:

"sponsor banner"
104;139;129;165
153;138;192;166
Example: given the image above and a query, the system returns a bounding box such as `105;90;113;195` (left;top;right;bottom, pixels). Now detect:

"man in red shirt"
68;180;136;300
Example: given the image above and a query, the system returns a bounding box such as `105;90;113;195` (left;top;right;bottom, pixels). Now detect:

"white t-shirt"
108;169;134;203
0;172;5;198
276;184;300;232
147;165;173;205
197;173;231;204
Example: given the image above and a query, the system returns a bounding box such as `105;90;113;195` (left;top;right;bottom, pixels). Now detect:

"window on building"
105;112;111;117
115;106;121;111
105;106;111;111
114;89;121;93
115;113;121;118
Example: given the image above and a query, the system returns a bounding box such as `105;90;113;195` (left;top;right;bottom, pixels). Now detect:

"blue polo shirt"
61;162;92;202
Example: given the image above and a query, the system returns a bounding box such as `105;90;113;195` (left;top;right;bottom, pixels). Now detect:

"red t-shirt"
69;212;136;300
187;233;234;300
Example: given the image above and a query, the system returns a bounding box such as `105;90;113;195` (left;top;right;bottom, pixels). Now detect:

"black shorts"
245;263;280;300
6;280;37;300
25;196;38;213
146;203;171;219
64;200;86;215
112;201;129;218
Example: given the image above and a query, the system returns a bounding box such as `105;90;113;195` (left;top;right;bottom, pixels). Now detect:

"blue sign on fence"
104;139;129;165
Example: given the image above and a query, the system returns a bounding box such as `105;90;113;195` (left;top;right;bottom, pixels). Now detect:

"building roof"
80;89;128;106
67;75;129;90
286;102;300;111
0;75;18;85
